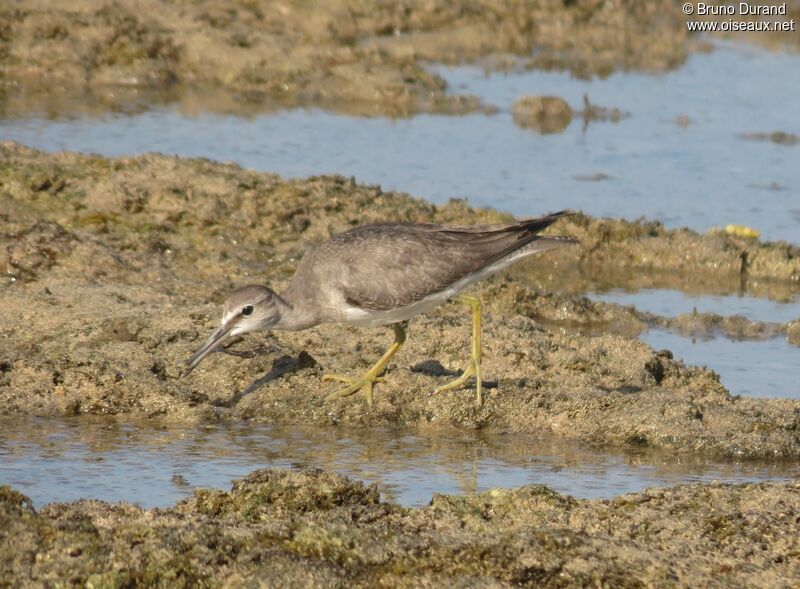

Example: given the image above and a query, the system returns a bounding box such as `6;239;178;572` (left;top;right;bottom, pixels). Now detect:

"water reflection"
591;288;799;324
1;417;796;508
506;263;800;307
1;43;798;243
639;329;799;399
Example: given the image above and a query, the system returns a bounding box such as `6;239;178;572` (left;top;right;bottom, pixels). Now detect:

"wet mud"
0;0;693;118
1;467;798;587
1;141;799;462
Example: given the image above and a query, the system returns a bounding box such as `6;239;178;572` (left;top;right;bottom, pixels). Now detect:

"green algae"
2;468;798;587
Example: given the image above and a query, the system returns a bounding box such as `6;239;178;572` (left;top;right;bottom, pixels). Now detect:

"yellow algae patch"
724;224;761;239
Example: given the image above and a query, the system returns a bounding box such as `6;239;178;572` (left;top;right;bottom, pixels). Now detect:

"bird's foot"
431;359;483;406
323;373;386;407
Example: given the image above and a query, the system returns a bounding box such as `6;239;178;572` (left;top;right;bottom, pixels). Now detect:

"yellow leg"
433;294;483;406
324;322;407;407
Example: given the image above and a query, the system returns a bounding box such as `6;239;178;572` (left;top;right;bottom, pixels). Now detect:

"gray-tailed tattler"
183;211;576;407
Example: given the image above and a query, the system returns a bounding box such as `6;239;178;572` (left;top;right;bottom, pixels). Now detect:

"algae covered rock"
1;469;799;587
511;96;573;134
185;468;382;519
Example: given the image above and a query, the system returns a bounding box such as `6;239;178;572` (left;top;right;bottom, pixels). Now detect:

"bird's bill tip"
181;324;231;378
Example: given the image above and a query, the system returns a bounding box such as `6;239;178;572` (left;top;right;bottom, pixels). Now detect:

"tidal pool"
1;42;798;243
1;417;796;509
592;288;799;324
637;328;799;399
586;289;800;399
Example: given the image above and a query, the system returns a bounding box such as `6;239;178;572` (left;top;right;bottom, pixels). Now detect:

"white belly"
341;289;454;327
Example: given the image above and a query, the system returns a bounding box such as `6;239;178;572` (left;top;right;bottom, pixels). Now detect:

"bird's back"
285;212;575;318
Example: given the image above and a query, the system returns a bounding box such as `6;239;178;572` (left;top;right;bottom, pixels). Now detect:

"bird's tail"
480;210;578;266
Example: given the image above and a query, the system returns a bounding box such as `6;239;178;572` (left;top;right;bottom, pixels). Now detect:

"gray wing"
313;212;574;311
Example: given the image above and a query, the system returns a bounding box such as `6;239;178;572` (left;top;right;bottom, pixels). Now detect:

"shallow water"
640;328;799;399
1;417;796;509
1;42;798;243
585;288;799;399
592;288;799;324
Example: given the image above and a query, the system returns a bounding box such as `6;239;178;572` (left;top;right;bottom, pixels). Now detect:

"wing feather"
299;211;576;311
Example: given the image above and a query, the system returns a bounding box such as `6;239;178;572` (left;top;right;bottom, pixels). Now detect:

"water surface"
592;288;799;324
1;418;795;509
587;289;799;399
639;329;798;399
1;42;798;243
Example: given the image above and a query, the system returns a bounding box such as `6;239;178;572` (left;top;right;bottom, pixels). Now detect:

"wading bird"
183;211;576;406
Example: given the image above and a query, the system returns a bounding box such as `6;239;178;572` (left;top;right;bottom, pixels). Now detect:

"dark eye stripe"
242;305;254;316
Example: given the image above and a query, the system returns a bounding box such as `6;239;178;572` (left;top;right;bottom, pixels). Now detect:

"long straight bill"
181;323;233;378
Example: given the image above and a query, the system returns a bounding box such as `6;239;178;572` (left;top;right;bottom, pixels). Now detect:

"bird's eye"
242;305;254;316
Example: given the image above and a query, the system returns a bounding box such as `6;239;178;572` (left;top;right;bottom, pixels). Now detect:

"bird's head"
182;284;283;377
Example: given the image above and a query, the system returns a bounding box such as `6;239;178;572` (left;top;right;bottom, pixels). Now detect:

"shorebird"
182;211;576;406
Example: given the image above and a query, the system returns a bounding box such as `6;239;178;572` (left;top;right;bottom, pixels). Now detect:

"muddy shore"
1;141;798;462
2;467;798;587
3;1;797;120
1;0;696;119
